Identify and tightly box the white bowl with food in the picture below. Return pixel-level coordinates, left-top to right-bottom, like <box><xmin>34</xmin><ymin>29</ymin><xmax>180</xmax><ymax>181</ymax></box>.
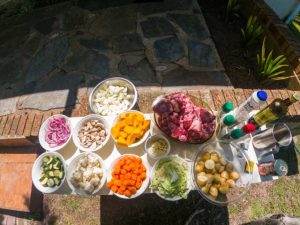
<box><xmin>72</xmin><ymin>114</ymin><xmax>110</xmax><ymax>152</ymax></box>
<box><xmin>32</xmin><ymin>152</ymin><xmax>66</xmax><ymax>193</ymax></box>
<box><xmin>66</xmin><ymin>152</ymin><xmax>107</xmax><ymax>195</ymax></box>
<box><xmin>150</xmin><ymin>155</ymin><xmax>191</xmax><ymax>201</ymax></box>
<box><xmin>145</xmin><ymin>134</ymin><xmax>170</xmax><ymax>160</ymax></box>
<box><xmin>39</xmin><ymin>114</ymin><xmax>72</xmax><ymax>152</ymax></box>
<box><xmin>111</xmin><ymin>110</ymin><xmax>150</xmax><ymax>148</ymax></box>
<box><xmin>89</xmin><ymin>77</ymin><xmax>138</xmax><ymax>116</ymax></box>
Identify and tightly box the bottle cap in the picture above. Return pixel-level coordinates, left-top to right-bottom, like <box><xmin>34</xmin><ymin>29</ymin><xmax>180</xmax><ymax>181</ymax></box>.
<box><xmin>242</xmin><ymin>123</ymin><xmax>256</xmax><ymax>134</ymax></box>
<box><xmin>274</xmin><ymin>159</ymin><xmax>288</xmax><ymax>176</ymax></box>
<box><xmin>222</xmin><ymin>102</ymin><xmax>234</xmax><ymax>113</ymax></box>
<box><xmin>257</xmin><ymin>90</ymin><xmax>268</xmax><ymax>101</ymax></box>
<box><xmin>230</xmin><ymin>129</ymin><xmax>244</xmax><ymax>139</ymax></box>
<box><xmin>223</xmin><ymin>115</ymin><xmax>236</xmax><ymax>126</ymax></box>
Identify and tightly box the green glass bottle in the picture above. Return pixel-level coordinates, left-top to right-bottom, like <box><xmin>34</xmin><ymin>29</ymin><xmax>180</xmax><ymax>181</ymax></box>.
<box><xmin>248</xmin><ymin>93</ymin><xmax>300</xmax><ymax>127</ymax></box>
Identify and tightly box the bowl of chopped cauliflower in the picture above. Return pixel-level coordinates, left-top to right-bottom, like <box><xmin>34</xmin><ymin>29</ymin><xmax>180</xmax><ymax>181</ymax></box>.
<box><xmin>89</xmin><ymin>77</ymin><xmax>138</xmax><ymax>116</ymax></box>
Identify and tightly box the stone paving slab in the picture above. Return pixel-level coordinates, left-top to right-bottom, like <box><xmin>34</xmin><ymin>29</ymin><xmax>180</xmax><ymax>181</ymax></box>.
<box><xmin>0</xmin><ymin>147</ymin><xmax>43</xmax><ymax>212</ymax></box>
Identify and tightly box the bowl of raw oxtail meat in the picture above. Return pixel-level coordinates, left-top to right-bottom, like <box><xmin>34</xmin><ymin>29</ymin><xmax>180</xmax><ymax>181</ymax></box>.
<box><xmin>152</xmin><ymin>92</ymin><xmax>218</xmax><ymax>144</ymax></box>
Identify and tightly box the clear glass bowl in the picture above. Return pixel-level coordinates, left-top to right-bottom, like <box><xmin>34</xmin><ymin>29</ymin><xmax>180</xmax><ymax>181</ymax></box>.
<box><xmin>192</xmin><ymin>140</ymin><xmax>253</xmax><ymax>206</ymax></box>
<box><xmin>153</xmin><ymin>94</ymin><xmax>220</xmax><ymax>144</ymax></box>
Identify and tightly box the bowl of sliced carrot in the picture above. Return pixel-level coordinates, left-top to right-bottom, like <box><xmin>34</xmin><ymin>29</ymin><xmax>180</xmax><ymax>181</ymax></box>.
<box><xmin>106</xmin><ymin>154</ymin><xmax>150</xmax><ymax>199</ymax></box>
<box><xmin>111</xmin><ymin>110</ymin><xmax>151</xmax><ymax>148</ymax></box>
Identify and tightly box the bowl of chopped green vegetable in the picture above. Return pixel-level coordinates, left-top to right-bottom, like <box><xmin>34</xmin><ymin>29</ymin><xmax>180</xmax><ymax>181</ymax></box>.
<box><xmin>32</xmin><ymin>152</ymin><xmax>66</xmax><ymax>193</ymax></box>
<box><xmin>150</xmin><ymin>155</ymin><xmax>191</xmax><ymax>201</ymax></box>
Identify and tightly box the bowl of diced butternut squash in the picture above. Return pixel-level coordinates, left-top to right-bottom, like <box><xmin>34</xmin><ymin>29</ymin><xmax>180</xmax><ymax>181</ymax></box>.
<box><xmin>111</xmin><ymin>111</ymin><xmax>151</xmax><ymax>147</ymax></box>
<box><xmin>106</xmin><ymin>154</ymin><xmax>150</xmax><ymax>199</ymax></box>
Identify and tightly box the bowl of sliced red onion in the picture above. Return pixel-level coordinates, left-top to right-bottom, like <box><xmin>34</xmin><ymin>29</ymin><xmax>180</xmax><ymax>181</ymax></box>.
<box><xmin>152</xmin><ymin>92</ymin><xmax>219</xmax><ymax>144</ymax></box>
<box><xmin>39</xmin><ymin>115</ymin><xmax>72</xmax><ymax>152</ymax></box>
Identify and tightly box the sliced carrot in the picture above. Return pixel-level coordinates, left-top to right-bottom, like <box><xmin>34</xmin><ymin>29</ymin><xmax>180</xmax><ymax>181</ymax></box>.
<box><xmin>119</xmin><ymin>185</ymin><xmax>126</xmax><ymax>192</ymax></box>
<box><xmin>106</xmin><ymin>180</ymin><xmax>114</xmax><ymax>188</ymax></box>
<box><xmin>128</xmin><ymin>186</ymin><xmax>137</xmax><ymax>193</ymax></box>
<box><xmin>120</xmin><ymin>174</ymin><xmax>125</xmax><ymax>180</ymax></box>
<box><xmin>136</xmin><ymin>181</ymin><xmax>142</xmax><ymax>189</ymax></box>
<box><xmin>140</xmin><ymin>172</ymin><xmax>146</xmax><ymax>181</ymax></box>
<box><xmin>123</xmin><ymin>180</ymin><xmax>130</xmax><ymax>186</ymax></box>
<box><xmin>125</xmin><ymin>173</ymin><xmax>131</xmax><ymax>179</ymax></box>
<box><xmin>131</xmin><ymin>174</ymin><xmax>137</xmax><ymax>181</ymax></box>
<box><xmin>120</xmin><ymin>169</ymin><xmax>127</xmax><ymax>175</ymax></box>
<box><xmin>111</xmin><ymin>185</ymin><xmax>118</xmax><ymax>193</ymax></box>
<box><xmin>124</xmin><ymin>190</ymin><xmax>132</xmax><ymax>197</ymax></box>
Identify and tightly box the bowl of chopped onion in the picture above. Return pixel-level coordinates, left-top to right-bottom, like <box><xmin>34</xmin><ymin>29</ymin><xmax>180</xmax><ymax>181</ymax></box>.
<box><xmin>39</xmin><ymin>114</ymin><xmax>72</xmax><ymax>152</ymax></box>
<box><xmin>89</xmin><ymin>77</ymin><xmax>138</xmax><ymax>116</ymax></box>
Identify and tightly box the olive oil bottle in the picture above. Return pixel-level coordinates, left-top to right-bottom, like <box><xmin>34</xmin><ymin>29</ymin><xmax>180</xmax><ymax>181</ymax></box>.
<box><xmin>248</xmin><ymin>93</ymin><xmax>300</xmax><ymax>127</ymax></box>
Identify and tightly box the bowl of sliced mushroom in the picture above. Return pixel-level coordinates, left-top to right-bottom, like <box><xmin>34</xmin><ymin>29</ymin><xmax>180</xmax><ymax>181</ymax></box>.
<box><xmin>72</xmin><ymin>114</ymin><xmax>110</xmax><ymax>152</ymax></box>
<box><xmin>192</xmin><ymin>140</ymin><xmax>253</xmax><ymax>206</ymax></box>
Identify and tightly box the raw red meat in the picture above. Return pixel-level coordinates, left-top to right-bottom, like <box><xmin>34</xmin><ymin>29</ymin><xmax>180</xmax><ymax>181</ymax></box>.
<box><xmin>153</xmin><ymin>92</ymin><xmax>216</xmax><ymax>143</ymax></box>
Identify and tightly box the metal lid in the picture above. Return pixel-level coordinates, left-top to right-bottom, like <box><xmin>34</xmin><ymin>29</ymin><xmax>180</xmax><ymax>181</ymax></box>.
<box><xmin>274</xmin><ymin>159</ymin><xmax>288</xmax><ymax>176</ymax></box>
<box><xmin>223</xmin><ymin>115</ymin><xmax>236</xmax><ymax>126</ymax></box>
<box><xmin>222</xmin><ymin>102</ymin><xmax>234</xmax><ymax>113</ymax></box>
<box><xmin>257</xmin><ymin>90</ymin><xmax>268</xmax><ymax>101</ymax></box>
<box><xmin>230</xmin><ymin>129</ymin><xmax>244</xmax><ymax>139</ymax></box>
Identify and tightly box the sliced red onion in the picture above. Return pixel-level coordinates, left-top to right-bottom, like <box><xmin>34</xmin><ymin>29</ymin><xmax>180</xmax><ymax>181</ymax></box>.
<box><xmin>44</xmin><ymin>116</ymin><xmax>70</xmax><ymax>147</ymax></box>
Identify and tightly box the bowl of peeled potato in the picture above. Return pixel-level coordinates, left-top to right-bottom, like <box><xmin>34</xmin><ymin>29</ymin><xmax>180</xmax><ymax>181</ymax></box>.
<box><xmin>193</xmin><ymin>140</ymin><xmax>253</xmax><ymax>206</ymax></box>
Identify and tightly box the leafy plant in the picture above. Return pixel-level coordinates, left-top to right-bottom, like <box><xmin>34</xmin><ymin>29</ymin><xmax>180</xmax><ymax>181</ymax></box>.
<box><xmin>289</xmin><ymin>13</ymin><xmax>300</xmax><ymax>40</ymax></box>
<box><xmin>256</xmin><ymin>38</ymin><xmax>289</xmax><ymax>80</ymax></box>
<box><xmin>241</xmin><ymin>16</ymin><xmax>264</xmax><ymax>47</ymax></box>
<box><xmin>225</xmin><ymin>0</ymin><xmax>240</xmax><ymax>23</ymax></box>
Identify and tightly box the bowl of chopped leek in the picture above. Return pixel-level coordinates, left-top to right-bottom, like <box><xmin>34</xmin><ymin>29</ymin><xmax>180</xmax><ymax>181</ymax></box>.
<box><xmin>89</xmin><ymin>77</ymin><xmax>138</xmax><ymax>116</ymax></box>
<box><xmin>32</xmin><ymin>152</ymin><xmax>66</xmax><ymax>193</ymax></box>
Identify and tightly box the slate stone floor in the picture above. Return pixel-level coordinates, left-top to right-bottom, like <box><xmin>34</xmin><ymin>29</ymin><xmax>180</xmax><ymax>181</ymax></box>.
<box><xmin>0</xmin><ymin>0</ymin><xmax>231</xmax><ymax>116</ymax></box>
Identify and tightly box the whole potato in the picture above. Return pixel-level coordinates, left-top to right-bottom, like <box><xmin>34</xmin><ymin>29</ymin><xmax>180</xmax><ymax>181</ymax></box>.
<box><xmin>197</xmin><ymin>175</ymin><xmax>208</xmax><ymax>187</ymax></box>
<box><xmin>202</xmin><ymin>152</ymin><xmax>211</xmax><ymax>161</ymax></box>
<box><xmin>218</xmin><ymin>166</ymin><xmax>225</xmax><ymax>173</ymax></box>
<box><xmin>220</xmin><ymin>157</ymin><xmax>227</xmax><ymax>166</ymax></box>
<box><xmin>219</xmin><ymin>183</ymin><xmax>229</xmax><ymax>194</ymax></box>
<box><xmin>219</xmin><ymin>177</ymin><xmax>226</xmax><ymax>185</ymax></box>
<box><xmin>221</xmin><ymin>171</ymin><xmax>229</xmax><ymax>179</ymax></box>
<box><xmin>195</xmin><ymin>164</ymin><xmax>204</xmax><ymax>173</ymax></box>
<box><xmin>198</xmin><ymin>172</ymin><xmax>206</xmax><ymax>177</ymax></box>
<box><xmin>210</xmin><ymin>153</ymin><xmax>220</xmax><ymax>163</ymax></box>
<box><xmin>209</xmin><ymin>194</ymin><xmax>217</xmax><ymax>200</ymax></box>
<box><xmin>205</xmin><ymin>159</ymin><xmax>215</xmax><ymax>170</ymax></box>
<box><xmin>211</xmin><ymin>168</ymin><xmax>217</xmax><ymax>174</ymax></box>
<box><xmin>201</xmin><ymin>186</ymin><xmax>209</xmax><ymax>193</ymax></box>
<box><xmin>209</xmin><ymin>186</ymin><xmax>218</xmax><ymax>198</ymax></box>
<box><xmin>225</xmin><ymin>163</ymin><xmax>234</xmax><ymax>173</ymax></box>
<box><xmin>212</xmin><ymin>183</ymin><xmax>220</xmax><ymax>189</ymax></box>
<box><xmin>214</xmin><ymin>174</ymin><xmax>221</xmax><ymax>184</ymax></box>
<box><xmin>206</xmin><ymin>173</ymin><xmax>213</xmax><ymax>179</ymax></box>
<box><xmin>230</xmin><ymin>171</ymin><xmax>240</xmax><ymax>180</ymax></box>
<box><xmin>226</xmin><ymin>179</ymin><xmax>235</xmax><ymax>188</ymax></box>
<box><xmin>215</xmin><ymin>163</ymin><xmax>221</xmax><ymax>172</ymax></box>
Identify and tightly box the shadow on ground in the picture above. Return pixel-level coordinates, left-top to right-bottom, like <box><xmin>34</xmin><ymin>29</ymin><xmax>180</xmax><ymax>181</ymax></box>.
<box><xmin>101</xmin><ymin>191</ymin><xmax>229</xmax><ymax>225</ymax></box>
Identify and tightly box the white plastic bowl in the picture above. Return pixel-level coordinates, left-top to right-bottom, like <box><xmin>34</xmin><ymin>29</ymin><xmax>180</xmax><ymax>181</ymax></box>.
<box><xmin>39</xmin><ymin>114</ymin><xmax>72</xmax><ymax>152</ymax></box>
<box><xmin>107</xmin><ymin>154</ymin><xmax>150</xmax><ymax>199</ymax></box>
<box><xmin>145</xmin><ymin>134</ymin><xmax>171</xmax><ymax>160</ymax></box>
<box><xmin>72</xmin><ymin>114</ymin><xmax>110</xmax><ymax>152</ymax></box>
<box><xmin>150</xmin><ymin>155</ymin><xmax>191</xmax><ymax>201</ymax></box>
<box><xmin>111</xmin><ymin>110</ymin><xmax>150</xmax><ymax>148</ymax></box>
<box><xmin>66</xmin><ymin>152</ymin><xmax>107</xmax><ymax>195</ymax></box>
<box><xmin>32</xmin><ymin>152</ymin><xmax>66</xmax><ymax>194</ymax></box>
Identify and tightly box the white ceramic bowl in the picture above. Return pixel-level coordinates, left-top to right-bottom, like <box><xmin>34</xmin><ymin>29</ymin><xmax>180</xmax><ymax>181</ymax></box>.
<box><xmin>111</xmin><ymin>110</ymin><xmax>150</xmax><ymax>148</ymax></box>
<box><xmin>72</xmin><ymin>114</ymin><xmax>110</xmax><ymax>152</ymax></box>
<box><xmin>145</xmin><ymin>134</ymin><xmax>171</xmax><ymax>160</ymax></box>
<box><xmin>66</xmin><ymin>152</ymin><xmax>107</xmax><ymax>195</ymax></box>
<box><xmin>150</xmin><ymin>155</ymin><xmax>191</xmax><ymax>201</ymax></box>
<box><xmin>39</xmin><ymin>114</ymin><xmax>72</xmax><ymax>152</ymax></box>
<box><xmin>32</xmin><ymin>152</ymin><xmax>66</xmax><ymax>193</ymax></box>
<box><xmin>107</xmin><ymin>154</ymin><xmax>150</xmax><ymax>199</ymax></box>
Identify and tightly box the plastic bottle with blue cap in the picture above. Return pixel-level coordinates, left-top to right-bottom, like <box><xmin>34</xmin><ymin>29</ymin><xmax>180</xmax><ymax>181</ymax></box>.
<box><xmin>233</xmin><ymin>90</ymin><xmax>268</xmax><ymax>124</ymax></box>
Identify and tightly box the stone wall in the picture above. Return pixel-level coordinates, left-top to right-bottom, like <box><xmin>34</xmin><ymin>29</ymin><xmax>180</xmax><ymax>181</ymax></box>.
<box><xmin>240</xmin><ymin>0</ymin><xmax>300</xmax><ymax>90</ymax></box>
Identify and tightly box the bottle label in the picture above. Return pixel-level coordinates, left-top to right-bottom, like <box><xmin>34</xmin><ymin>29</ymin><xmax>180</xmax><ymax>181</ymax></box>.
<box><xmin>253</xmin><ymin>107</ymin><xmax>278</xmax><ymax>126</ymax></box>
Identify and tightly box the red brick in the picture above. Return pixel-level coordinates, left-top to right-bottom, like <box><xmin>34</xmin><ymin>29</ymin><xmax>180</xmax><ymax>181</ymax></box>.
<box><xmin>233</xmin><ymin>89</ymin><xmax>246</xmax><ymax>105</ymax></box>
<box><xmin>210</xmin><ymin>89</ymin><xmax>225</xmax><ymax>111</ymax></box>
<box><xmin>243</xmin><ymin>89</ymin><xmax>254</xmax><ymax>99</ymax></box>
<box><xmin>31</xmin><ymin>113</ymin><xmax>44</xmax><ymax>137</ymax></box>
<box><xmin>9</xmin><ymin>114</ymin><xmax>21</xmax><ymax>137</ymax></box>
<box><xmin>280</xmin><ymin>90</ymin><xmax>297</xmax><ymax>116</ymax></box>
<box><xmin>271</xmin><ymin>90</ymin><xmax>282</xmax><ymax>100</ymax></box>
<box><xmin>2</xmin><ymin>115</ymin><xmax>14</xmax><ymax>136</ymax></box>
<box><xmin>0</xmin><ymin>116</ymin><xmax>8</xmax><ymax>136</ymax></box>
<box><xmin>222</xmin><ymin>89</ymin><xmax>238</xmax><ymax>108</ymax></box>
<box><xmin>199</xmin><ymin>89</ymin><xmax>215</xmax><ymax>111</ymax></box>
<box><xmin>265</xmin><ymin>89</ymin><xmax>274</xmax><ymax>105</ymax></box>
<box><xmin>16</xmin><ymin>114</ymin><xmax>28</xmax><ymax>136</ymax></box>
<box><xmin>23</xmin><ymin>113</ymin><xmax>35</xmax><ymax>137</ymax></box>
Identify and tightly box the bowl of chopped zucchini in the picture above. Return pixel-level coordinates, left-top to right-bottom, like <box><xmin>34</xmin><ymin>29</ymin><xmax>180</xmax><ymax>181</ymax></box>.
<box><xmin>32</xmin><ymin>152</ymin><xmax>66</xmax><ymax>193</ymax></box>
